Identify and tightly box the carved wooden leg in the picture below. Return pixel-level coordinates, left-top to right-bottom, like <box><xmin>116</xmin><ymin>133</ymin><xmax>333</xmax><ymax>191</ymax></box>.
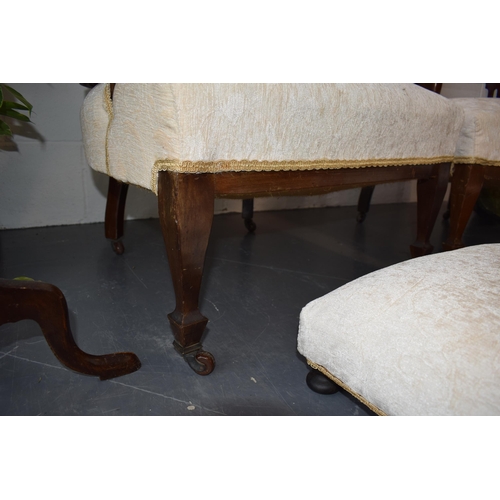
<box><xmin>306</xmin><ymin>369</ymin><xmax>339</xmax><ymax>394</ymax></box>
<box><xmin>410</xmin><ymin>163</ymin><xmax>450</xmax><ymax>257</ymax></box>
<box><xmin>0</xmin><ymin>279</ymin><xmax>141</xmax><ymax>380</ymax></box>
<box><xmin>443</xmin><ymin>164</ymin><xmax>484</xmax><ymax>251</ymax></box>
<box><xmin>105</xmin><ymin>177</ymin><xmax>129</xmax><ymax>255</ymax></box>
<box><xmin>242</xmin><ymin>198</ymin><xmax>256</xmax><ymax>232</ymax></box>
<box><xmin>357</xmin><ymin>185</ymin><xmax>376</xmax><ymax>223</ymax></box>
<box><xmin>157</xmin><ymin>171</ymin><xmax>216</xmax><ymax>375</ymax></box>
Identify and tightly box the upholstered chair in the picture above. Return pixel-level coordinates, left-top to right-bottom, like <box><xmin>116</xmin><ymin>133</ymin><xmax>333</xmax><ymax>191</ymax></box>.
<box><xmin>443</xmin><ymin>89</ymin><xmax>500</xmax><ymax>250</ymax></box>
<box><xmin>81</xmin><ymin>83</ymin><xmax>464</xmax><ymax>375</ymax></box>
<box><xmin>356</xmin><ymin>84</ymin><xmax>443</xmax><ymax>222</ymax></box>
<box><xmin>357</xmin><ymin>83</ymin><xmax>500</xmax><ymax>251</ymax></box>
<box><xmin>298</xmin><ymin>244</ymin><xmax>500</xmax><ymax>415</ymax></box>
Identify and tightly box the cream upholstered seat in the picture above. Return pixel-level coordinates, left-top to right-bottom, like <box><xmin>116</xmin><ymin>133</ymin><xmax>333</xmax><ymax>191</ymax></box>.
<box><xmin>298</xmin><ymin>244</ymin><xmax>500</xmax><ymax>416</ymax></box>
<box><xmin>80</xmin><ymin>83</ymin><xmax>464</xmax><ymax>375</ymax></box>
<box><xmin>444</xmin><ymin>97</ymin><xmax>500</xmax><ymax>250</ymax></box>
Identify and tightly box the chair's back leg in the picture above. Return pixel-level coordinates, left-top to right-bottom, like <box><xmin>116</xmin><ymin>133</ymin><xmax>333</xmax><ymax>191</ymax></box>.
<box><xmin>157</xmin><ymin>171</ymin><xmax>216</xmax><ymax>375</ymax></box>
<box><xmin>105</xmin><ymin>177</ymin><xmax>129</xmax><ymax>255</ymax></box>
<box><xmin>410</xmin><ymin>162</ymin><xmax>450</xmax><ymax>257</ymax></box>
<box><xmin>443</xmin><ymin>164</ymin><xmax>485</xmax><ymax>251</ymax></box>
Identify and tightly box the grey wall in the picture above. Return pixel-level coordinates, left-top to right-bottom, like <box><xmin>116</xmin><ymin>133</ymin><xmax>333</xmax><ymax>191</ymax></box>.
<box><xmin>0</xmin><ymin>83</ymin><xmax>486</xmax><ymax>229</ymax></box>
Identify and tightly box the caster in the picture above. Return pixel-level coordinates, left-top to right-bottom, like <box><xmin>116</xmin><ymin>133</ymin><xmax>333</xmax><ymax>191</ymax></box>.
<box><xmin>111</xmin><ymin>240</ymin><xmax>125</xmax><ymax>255</ymax></box>
<box><xmin>244</xmin><ymin>218</ymin><xmax>257</xmax><ymax>233</ymax></box>
<box><xmin>356</xmin><ymin>211</ymin><xmax>367</xmax><ymax>223</ymax></box>
<box><xmin>306</xmin><ymin>369</ymin><xmax>339</xmax><ymax>394</ymax></box>
<box><xmin>185</xmin><ymin>350</ymin><xmax>216</xmax><ymax>376</ymax></box>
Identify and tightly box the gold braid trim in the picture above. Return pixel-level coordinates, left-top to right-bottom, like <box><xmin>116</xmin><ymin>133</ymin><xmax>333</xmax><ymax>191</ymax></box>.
<box><xmin>104</xmin><ymin>83</ymin><xmax>114</xmax><ymax>177</ymax></box>
<box><xmin>151</xmin><ymin>156</ymin><xmax>453</xmax><ymax>194</ymax></box>
<box><xmin>453</xmin><ymin>157</ymin><xmax>500</xmax><ymax>167</ymax></box>
<box><xmin>307</xmin><ymin>360</ymin><xmax>387</xmax><ymax>416</ymax></box>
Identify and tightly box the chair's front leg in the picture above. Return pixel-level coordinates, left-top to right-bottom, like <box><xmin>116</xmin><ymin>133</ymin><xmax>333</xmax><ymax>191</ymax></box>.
<box><xmin>410</xmin><ymin>163</ymin><xmax>450</xmax><ymax>257</ymax></box>
<box><xmin>443</xmin><ymin>164</ymin><xmax>485</xmax><ymax>251</ymax></box>
<box><xmin>158</xmin><ymin>171</ymin><xmax>216</xmax><ymax>375</ymax></box>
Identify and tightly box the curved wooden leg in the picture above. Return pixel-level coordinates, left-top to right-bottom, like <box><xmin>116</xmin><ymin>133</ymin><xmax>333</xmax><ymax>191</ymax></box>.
<box><xmin>306</xmin><ymin>369</ymin><xmax>339</xmax><ymax>395</ymax></box>
<box><xmin>158</xmin><ymin>171</ymin><xmax>216</xmax><ymax>375</ymax></box>
<box><xmin>0</xmin><ymin>279</ymin><xmax>141</xmax><ymax>380</ymax></box>
<box><xmin>443</xmin><ymin>164</ymin><xmax>484</xmax><ymax>251</ymax></box>
<box><xmin>410</xmin><ymin>163</ymin><xmax>450</xmax><ymax>257</ymax></box>
<box><xmin>242</xmin><ymin>198</ymin><xmax>256</xmax><ymax>232</ymax></box>
<box><xmin>105</xmin><ymin>177</ymin><xmax>129</xmax><ymax>255</ymax></box>
<box><xmin>357</xmin><ymin>185</ymin><xmax>376</xmax><ymax>223</ymax></box>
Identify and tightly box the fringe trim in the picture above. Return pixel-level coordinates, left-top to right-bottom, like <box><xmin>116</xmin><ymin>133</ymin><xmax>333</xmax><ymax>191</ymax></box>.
<box><xmin>453</xmin><ymin>157</ymin><xmax>500</xmax><ymax>167</ymax></box>
<box><xmin>104</xmin><ymin>83</ymin><xmax>114</xmax><ymax>177</ymax></box>
<box><xmin>307</xmin><ymin>360</ymin><xmax>387</xmax><ymax>416</ymax></box>
<box><xmin>151</xmin><ymin>156</ymin><xmax>453</xmax><ymax>194</ymax></box>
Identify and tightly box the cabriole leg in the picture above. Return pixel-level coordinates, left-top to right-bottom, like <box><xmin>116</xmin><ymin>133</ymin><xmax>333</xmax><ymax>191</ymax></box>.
<box><xmin>157</xmin><ymin>171</ymin><xmax>216</xmax><ymax>375</ymax></box>
<box><xmin>0</xmin><ymin>279</ymin><xmax>141</xmax><ymax>380</ymax></box>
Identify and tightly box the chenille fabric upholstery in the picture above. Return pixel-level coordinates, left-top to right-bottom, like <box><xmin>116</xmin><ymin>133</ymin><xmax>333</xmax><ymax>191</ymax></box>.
<box><xmin>81</xmin><ymin>83</ymin><xmax>464</xmax><ymax>194</ymax></box>
<box><xmin>450</xmin><ymin>98</ymin><xmax>500</xmax><ymax>166</ymax></box>
<box><xmin>297</xmin><ymin>244</ymin><xmax>500</xmax><ymax>416</ymax></box>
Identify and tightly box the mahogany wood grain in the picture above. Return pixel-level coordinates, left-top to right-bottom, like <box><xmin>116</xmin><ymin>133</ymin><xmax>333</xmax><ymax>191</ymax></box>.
<box><xmin>157</xmin><ymin>171</ymin><xmax>215</xmax><ymax>351</ymax></box>
<box><xmin>214</xmin><ymin>165</ymin><xmax>434</xmax><ymax>199</ymax></box>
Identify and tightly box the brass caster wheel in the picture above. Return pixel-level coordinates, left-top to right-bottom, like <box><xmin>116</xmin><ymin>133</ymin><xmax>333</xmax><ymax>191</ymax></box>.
<box><xmin>306</xmin><ymin>369</ymin><xmax>339</xmax><ymax>395</ymax></box>
<box><xmin>244</xmin><ymin>218</ymin><xmax>257</xmax><ymax>233</ymax></box>
<box><xmin>185</xmin><ymin>350</ymin><xmax>216</xmax><ymax>376</ymax></box>
<box><xmin>111</xmin><ymin>240</ymin><xmax>125</xmax><ymax>255</ymax></box>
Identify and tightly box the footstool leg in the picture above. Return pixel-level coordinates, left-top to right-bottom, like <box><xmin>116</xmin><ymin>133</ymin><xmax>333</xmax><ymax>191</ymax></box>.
<box><xmin>105</xmin><ymin>177</ymin><xmax>129</xmax><ymax>255</ymax></box>
<box><xmin>158</xmin><ymin>171</ymin><xmax>216</xmax><ymax>375</ymax></box>
<box><xmin>306</xmin><ymin>369</ymin><xmax>340</xmax><ymax>394</ymax></box>
<box><xmin>443</xmin><ymin>164</ymin><xmax>484</xmax><ymax>251</ymax></box>
<box><xmin>410</xmin><ymin>163</ymin><xmax>450</xmax><ymax>257</ymax></box>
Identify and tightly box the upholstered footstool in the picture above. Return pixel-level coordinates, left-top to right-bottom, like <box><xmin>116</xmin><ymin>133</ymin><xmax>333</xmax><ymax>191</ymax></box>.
<box><xmin>297</xmin><ymin>244</ymin><xmax>500</xmax><ymax>415</ymax></box>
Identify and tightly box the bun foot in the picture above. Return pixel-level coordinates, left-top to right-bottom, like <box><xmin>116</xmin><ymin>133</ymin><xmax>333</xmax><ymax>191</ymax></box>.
<box><xmin>306</xmin><ymin>369</ymin><xmax>339</xmax><ymax>394</ymax></box>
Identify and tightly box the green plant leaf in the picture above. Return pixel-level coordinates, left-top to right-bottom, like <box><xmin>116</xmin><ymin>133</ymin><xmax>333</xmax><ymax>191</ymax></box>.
<box><xmin>0</xmin><ymin>108</ymin><xmax>31</xmax><ymax>121</ymax></box>
<box><xmin>3</xmin><ymin>85</ymin><xmax>33</xmax><ymax>115</ymax></box>
<box><xmin>0</xmin><ymin>86</ymin><xmax>3</xmax><ymax>109</ymax></box>
<box><xmin>1</xmin><ymin>100</ymin><xmax>30</xmax><ymax>112</ymax></box>
<box><xmin>0</xmin><ymin>119</ymin><xmax>12</xmax><ymax>136</ymax></box>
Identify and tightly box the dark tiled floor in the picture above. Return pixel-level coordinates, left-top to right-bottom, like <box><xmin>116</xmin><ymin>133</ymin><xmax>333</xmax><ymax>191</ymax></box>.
<box><xmin>1</xmin><ymin>202</ymin><xmax>499</xmax><ymax>416</ymax></box>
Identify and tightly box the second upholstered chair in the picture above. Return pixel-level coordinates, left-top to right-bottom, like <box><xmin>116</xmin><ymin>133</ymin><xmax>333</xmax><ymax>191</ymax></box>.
<box><xmin>81</xmin><ymin>83</ymin><xmax>464</xmax><ymax>375</ymax></box>
<box><xmin>443</xmin><ymin>94</ymin><xmax>500</xmax><ymax>250</ymax></box>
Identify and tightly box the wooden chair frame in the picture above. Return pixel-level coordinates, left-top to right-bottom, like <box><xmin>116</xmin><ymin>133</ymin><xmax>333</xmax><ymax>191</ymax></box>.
<box><xmin>106</xmin><ymin>161</ymin><xmax>450</xmax><ymax>375</ymax></box>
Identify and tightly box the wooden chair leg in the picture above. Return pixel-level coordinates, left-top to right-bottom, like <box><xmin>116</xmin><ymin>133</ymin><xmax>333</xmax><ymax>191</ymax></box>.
<box><xmin>0</xmin><ymin>279</ymin><xmax>141</xmax><ymax>380</ymax></box>
<box><xmin>410</xmin><ymin>163</ymin><xmax>450</xmax><ymax>257</ymax></box>
<box><xmin>105</xmin><ymin>177</ymin><xmax>129</xmax><ymax>255</ymax></box>
<box><xmin>357</xmin><ymin>185</ymin><xmax>376</xmax><ymax>223</ymax></box>
<box><xmin>157</xmin><ymin>171</ymin><xmax>216</xmax><ymax>375</ymax></box>
<box><xmin>242</xmin><ymin>198</ymin><xmax>256</xmax><ymax>232</ymax></box>
<box><xmin>443</xmin><ymin>164</ymin><xmax>485</xmax><ymax>251</ymax></box>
